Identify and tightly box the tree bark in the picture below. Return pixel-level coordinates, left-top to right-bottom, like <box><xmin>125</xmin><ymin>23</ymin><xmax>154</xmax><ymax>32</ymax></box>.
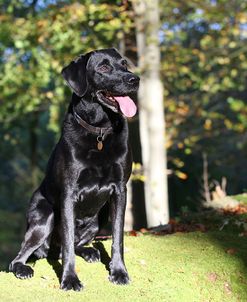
<box><xmin>133</xmin><ymin>0</ymin><xmax>169</xmax><ymax>227</ymax></box>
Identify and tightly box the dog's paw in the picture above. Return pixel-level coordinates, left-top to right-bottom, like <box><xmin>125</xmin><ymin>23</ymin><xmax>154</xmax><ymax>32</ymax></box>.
<box><xmin>10</xmin><ymin>263</ymin><xmax>34</xmax><ymax>279</ymax></box>
<box><xmin>109</xmin><ymin>269</ymin><xmax>130</xmax><ymax>285</ymax></box>
<box><xmin>80</xmin><ymin>247</ymin><xmax>101</xmax><ymax>263</ymax></box>
<box><xmin>60</xmin><ymin>275</ymin><xmax>83</xmax><ymax>291</ymax></box>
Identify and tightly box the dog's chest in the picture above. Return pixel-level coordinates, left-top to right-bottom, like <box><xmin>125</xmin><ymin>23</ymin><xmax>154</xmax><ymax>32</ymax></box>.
<box><xmin>75</xmin><ymin>163</ymin><xmax>121</xmax><ymax>213</ymax></box>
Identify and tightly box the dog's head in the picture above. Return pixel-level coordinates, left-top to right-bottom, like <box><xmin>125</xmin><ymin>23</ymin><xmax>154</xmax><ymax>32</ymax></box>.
<box><xmin>62</xmin><ymin>48</ymin><xmax>140</xmax><ymax>117</ymax></box>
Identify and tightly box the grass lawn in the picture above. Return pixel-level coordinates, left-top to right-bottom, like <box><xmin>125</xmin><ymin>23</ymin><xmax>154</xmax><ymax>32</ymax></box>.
<box><xmin>0</xmin><ymin>232</ymin><xmax>247</xmax><ymax>302</ymax></box>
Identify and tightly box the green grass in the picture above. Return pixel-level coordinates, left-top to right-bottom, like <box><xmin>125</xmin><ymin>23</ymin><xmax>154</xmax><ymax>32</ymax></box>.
<box><xmin>1</xmin><ymin>232</ymin><xmax>247</xmax><ymax>302</ymax></box>
<box><xmin>233</xmin><ymin>193</ymin><xmax>247</xmax><ymax>205</ymax></box>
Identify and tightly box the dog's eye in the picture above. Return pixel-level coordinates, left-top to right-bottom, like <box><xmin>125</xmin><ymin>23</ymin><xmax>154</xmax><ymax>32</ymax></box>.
<box><xmin>97</xmin><ymin>65</ymin><xmax>111</xmax><ymax>73</ymax></box>
<box><xmin>121</xmin><ymin>60</ymin><xmax>128</xmax><ymax>69</ymax></box>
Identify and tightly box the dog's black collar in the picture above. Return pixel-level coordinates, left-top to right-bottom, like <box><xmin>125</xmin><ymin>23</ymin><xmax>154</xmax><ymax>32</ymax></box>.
<box><xmin>72</xmin><ymin>106</ymin><xmax>113</xmax><ymax>151</ymax></box>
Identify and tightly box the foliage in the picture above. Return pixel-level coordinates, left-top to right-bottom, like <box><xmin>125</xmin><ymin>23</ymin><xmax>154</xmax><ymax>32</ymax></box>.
<box><xmin>0</xmin><ymin>0</ymin><xmax>247</xmax><ymax>216</ymax></box>
<box><xmin>0</xmin><ymin>0</ymin><xmax>132</xmax><ymax>211</ymax></box>
<box><xmin>159</xmin><ymin>0</ymin><xmax>247</xmax><ymax>210</ymax></box>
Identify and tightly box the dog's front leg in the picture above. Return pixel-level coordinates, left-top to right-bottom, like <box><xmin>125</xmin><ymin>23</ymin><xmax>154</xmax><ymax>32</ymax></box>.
<box><xmin>109</xmin><ymin>185</ymin><xmax>130</xmax><ymax>285</ymax></box>
<box><xmin>60</xmin><ymin>194</ymin><xmax>82</xmax><ymax>291</ymax></box>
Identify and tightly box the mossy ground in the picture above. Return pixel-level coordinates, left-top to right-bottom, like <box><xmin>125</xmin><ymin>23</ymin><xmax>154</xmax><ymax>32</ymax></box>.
<box><xmin>1</xmin><ymin>232</ymin><xmax>247</xmax><ymax>302</ymax></box>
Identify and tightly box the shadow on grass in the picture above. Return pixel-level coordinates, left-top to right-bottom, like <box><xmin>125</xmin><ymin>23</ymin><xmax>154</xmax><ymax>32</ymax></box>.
<box><xmin>29</xmin><ymin>241</ymin><xmax>112</xmax><ymax>285</ymax></box>
<box><xmin>44</xmin><ymin>241</ymin><xmax>111</xmax><ymax>284</ymax></box>
<box><xmin>0</xmin><ymin>230</ymin><xmax>112</xmax><ymax>287</ymax></box>
<box><xmin>32</xmin><ymin>241</ymin><xmax>111</xmax><ymax>284</ymax></box>
<box><xmin>93</xmin><ymin>241</ymin><xmax>111</xmax><ymax>272</ymax></box>
<box><xmin>46</xmin><ymin>258</ymin><xmax>63</xmax><ymax>283</ymax></box>
<box><xmin>177</xmin><ymin>207</ymin><xmax>247</xmax><ymax>280</ymax></box>
<box><xmin>208</xmin><ymin>228</ymin><xmax>247</xmax><ymax>267</ymax></box>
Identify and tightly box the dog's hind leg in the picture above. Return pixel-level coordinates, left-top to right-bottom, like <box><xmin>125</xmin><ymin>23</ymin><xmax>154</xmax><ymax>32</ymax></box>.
<box><xmin>76</xmin><ymin>246</ymin><xmax>101</xmax><ymax>263</ymax></box>
<box><xmin>33</xmin><ymin>235</ymin><xmax>51</xmax><ymax>259</ymax></box>
<box><xmin>9</xmin><ymin>190</ymin><xmax>54</xmax><ymax>279</ymax></box>
<box><xmin>75</xmin><ymin>215</ymin><xmax>100</xmax><ymax>263</ymax></box>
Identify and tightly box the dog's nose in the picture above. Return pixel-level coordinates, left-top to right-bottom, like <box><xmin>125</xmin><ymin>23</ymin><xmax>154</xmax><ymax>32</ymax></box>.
<box><xmin>127</xmin><ymin>76</ymin><xmax>140</xmax><ymax>85</ymax></box>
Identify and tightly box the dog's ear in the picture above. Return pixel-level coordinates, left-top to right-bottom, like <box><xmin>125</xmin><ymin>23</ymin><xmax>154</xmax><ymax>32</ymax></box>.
<box><xmin>61</xmin><ymin>53</ymin><xmax>91</xmax><ymax>97</ymax></box>
<box><xmin>111</xmin><ymin>47</ymin><xmax>120</xmax><ymax>53</ymax></box>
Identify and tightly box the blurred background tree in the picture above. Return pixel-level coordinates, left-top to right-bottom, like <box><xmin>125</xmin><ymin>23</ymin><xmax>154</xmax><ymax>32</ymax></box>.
<box><xmin>159</xmin><ymin>0</ymin><xmax>247</xmax><ymax>213</ymax></box>
<box><xmin>0</xmin><ymin>0</ymin><xmax>247</xmax><ymax>267</ymax></box>
<box><xmin>133</xmin><ymin>0</ymin><xmax>169</xmax><ymax>227</ymax></box>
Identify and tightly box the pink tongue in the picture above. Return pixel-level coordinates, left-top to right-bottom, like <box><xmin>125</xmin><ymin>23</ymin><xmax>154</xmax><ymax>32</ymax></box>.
<box><xmin>114</xmin><ymin>96</ymin><xmax>137</xmax><ymax>118</ymax></box>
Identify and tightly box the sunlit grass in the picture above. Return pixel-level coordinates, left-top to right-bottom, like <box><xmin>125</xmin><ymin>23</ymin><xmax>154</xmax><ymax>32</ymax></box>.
<box><xmin>0</xmin><ymin>233</ymin><xmax>247</xmax><ymax>302</ymax></box>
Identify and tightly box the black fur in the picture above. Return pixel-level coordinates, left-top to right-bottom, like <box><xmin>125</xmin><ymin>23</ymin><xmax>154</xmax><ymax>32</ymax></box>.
<box><xmin>9</xmin><ymin>48</ymin><xmax>140</xmax><ymax>291</ymax></box>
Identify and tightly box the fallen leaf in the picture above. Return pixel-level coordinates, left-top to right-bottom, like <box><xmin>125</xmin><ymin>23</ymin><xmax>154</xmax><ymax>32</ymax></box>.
<box><xmin>224</xmin><ymin>282</ymin><xmax>232</xmax><ymax>295</ymax></box>
<box><xmin>196</xmin><ymin>223</ymin><xmax>207</xmax><ymax>232</ymax></box>
<box><xmin>207</xmin><ymin>272</ymin><xmax>218</xmax><ymax>282</ymax></box>
<box><xmin>223</xmin><ymin>204</ymin><xmax>247</xmax><ymax>215</ymax></box>
<box><xmin>226</xmin><ymin>248</ymin><xmax>237</xmax><ymax>255</ymax></box>
<box><xmin>128</xmin><ymin>230</ymin><xmax>139</xmax><ymax>236</ymax></box>
<box><xmin>140</xmin><ymin>228</ymin><xmax>148</xmax><ymax>233</ymax></box>
<box><xmin>239</xmin><ymin>231</ymin><xmax>247</xmax><ymax>237</ymax></box>
<box><xmin>169</xmin><ymin>219</ymin><xmax>178</xmax><ymax>225</ymax></box>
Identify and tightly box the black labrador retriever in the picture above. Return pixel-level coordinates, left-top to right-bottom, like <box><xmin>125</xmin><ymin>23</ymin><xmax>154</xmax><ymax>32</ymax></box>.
<box><xmin>9</xmin><ymin>48</ymin><xmax>139</xmax><ymax>291</ymax></box>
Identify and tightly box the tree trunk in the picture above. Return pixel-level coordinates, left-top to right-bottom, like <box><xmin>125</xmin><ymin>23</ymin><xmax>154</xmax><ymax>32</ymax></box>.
<box><xmin>133</xmin><ymin>0</ymin><xmax>169</xmax><ymax>227</ymax></box>
<box><xmin>124</xmin><ymin>179</ymin><xmax>134</xmax><ymax>231</ymax></box>
<box><xmin>119</xmin><ymin>34</ymin><xmax>134</xmax><ymax>231</ymax></box>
